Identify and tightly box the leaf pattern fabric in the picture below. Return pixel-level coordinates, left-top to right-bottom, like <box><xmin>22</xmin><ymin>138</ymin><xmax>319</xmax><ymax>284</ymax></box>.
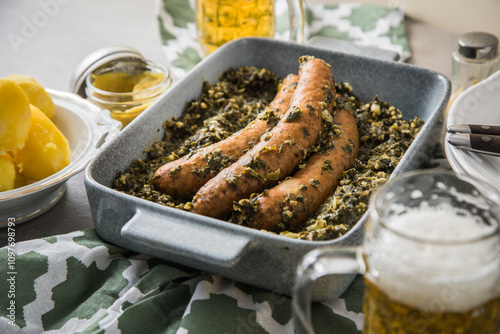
<box><xmin>0</xmin><ymin>229</ymin><xmax>364</xmax><ymax>333</ymax></box>
<box><xmin>157</xmin><ymin>0</ymin><xmax>410</xmax><ymax>79</ymax></box>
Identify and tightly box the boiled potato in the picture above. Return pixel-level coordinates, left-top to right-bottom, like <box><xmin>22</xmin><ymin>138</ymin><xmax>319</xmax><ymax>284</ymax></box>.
<box><xmin>0</xmin><ymin>154</ymin><xmax>16</xmax><ymax>192</ymax></box>
<box><xmin>0</xmin><ymin>79</ymin><xmax>31</xmax><ymax>155</ymax></box>
<box><xmin>3</xmin><ymin>74</ymin><xmax>55</xmax><ymax>118</ymax></box>
<box><xmin>13</xmin><ymin>170</ymin><xmax>27</xmax><ymax>189</ymax></box>
<box><xmin>13</xmin><ymin>105</ymin><xmax>70</xmax><ymax>181</ymax></box>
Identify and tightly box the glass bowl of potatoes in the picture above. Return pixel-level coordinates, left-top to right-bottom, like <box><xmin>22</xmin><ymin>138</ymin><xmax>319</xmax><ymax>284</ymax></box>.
<box><xmin>0</xmin><ymin>86</ymin><xmax>121</xmax><ymax>227</ymax></box>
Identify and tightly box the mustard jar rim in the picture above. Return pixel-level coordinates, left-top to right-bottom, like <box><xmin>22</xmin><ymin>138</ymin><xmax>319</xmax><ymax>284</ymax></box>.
<box><xmin>84</xmin><ymin>59</ymin><xmax>171</xmax><ymax>100</ymax></box>
<box><xmin>70</xmin><ymin>45</ymin><xmax>146</xmax><ymax>98</ymax></box>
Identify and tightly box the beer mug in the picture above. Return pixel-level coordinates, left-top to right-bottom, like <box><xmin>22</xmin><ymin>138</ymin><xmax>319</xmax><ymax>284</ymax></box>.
<box><xmin>293</xmin><ymin>170</ymin><xmax>500</xmax><ymax>333</ymax></box>
<box><xmin>195</xmin><ymin>0</ymin><xmax>307</xmax><ymax>55</ymax></box>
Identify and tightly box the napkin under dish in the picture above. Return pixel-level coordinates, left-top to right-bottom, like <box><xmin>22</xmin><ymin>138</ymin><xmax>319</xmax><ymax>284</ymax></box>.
<box><xmin>0</xmin><ymin>228</ymin><xmax>364</xmax><ymax>333</ymax></box>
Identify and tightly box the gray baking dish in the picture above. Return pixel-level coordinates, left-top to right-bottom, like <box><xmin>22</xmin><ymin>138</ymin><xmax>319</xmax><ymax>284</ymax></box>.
<box><xmin>85</xmin><ymin>38</ymin><xmax>450</xmax><ymax>301</ymax></box>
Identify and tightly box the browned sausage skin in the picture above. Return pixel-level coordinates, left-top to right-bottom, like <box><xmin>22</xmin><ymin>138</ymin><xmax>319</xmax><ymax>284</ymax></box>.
<box><xmin>151</xmin><ymin>74</ymin><xmax>298</xmax><ymax>198</ymax></box>
<box><xmin>237</xmin><ymin>107</ymin><xmax>359</xmax><ymax>232</ymax></box>
<box><xmin>191</xmin><ymin>56</ymin><xmax>336</xmax><ymax>219</ymax></box>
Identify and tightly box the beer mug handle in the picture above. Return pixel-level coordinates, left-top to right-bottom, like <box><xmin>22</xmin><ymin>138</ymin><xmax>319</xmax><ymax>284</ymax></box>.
<box><xmin>286</xmin><ymin>0</ymin><xmax>308</xmax><ymax>44</ymax></box>
<box><xmin>293</xmin><ymin>246</ymin><xmax>366</xmax><ymax>334</ymax></box>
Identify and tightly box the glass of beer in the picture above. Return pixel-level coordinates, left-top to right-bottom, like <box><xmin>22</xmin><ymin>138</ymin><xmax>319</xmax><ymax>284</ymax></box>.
<box><xmin>293</xmin><ymin>169</ymin><xmax>500</xmax><ymax>334</ymax></box>
<box><xmin>195</xmin><ymin>0</ymin><xmax>307</xmax><ymax>55</ymax></box>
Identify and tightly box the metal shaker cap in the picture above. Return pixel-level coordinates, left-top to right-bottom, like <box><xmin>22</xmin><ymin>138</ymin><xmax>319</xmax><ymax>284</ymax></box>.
<box><xmin>70</xmin><ymin>45</ymin><xmax>146</xmax><ymax>98</ymax></box>
<box><xmin>458</xmin><ymin>32</ymin><xmax>499</xmax><ymax>60</ymax></box>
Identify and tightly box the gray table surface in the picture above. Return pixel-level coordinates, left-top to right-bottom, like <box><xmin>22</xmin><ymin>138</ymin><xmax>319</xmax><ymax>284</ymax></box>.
<box><xmin>0</xmin><ymin>0</ymin><xmax>459</xmax><ymax>246</ymax></box>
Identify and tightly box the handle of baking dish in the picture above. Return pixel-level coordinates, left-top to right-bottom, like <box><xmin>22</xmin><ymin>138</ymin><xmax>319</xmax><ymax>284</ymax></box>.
<box><xmin>120</xmin><ymin>210</ymin><xmax>252</xmax><ymax>267</ymax></box>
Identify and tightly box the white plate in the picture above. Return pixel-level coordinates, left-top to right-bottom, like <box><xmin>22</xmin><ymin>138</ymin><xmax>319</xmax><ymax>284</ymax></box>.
<box><xmin>445</xmin><ymin>70</ymin><xmax>500</xmax><ymax>191</ymax></box>
<box><xmin>0</xmin><ymin>89</ymin><xmax>121</xmax><ymax>227</ymax></box>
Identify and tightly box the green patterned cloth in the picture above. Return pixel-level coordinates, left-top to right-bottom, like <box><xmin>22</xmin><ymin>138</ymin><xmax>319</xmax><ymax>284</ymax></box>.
<box><xmin>0</xmin><ymin>2</ymin><xmax>412</xmax><ymax>333</ymax></box>
<box><xmin>157</xmin><ymin>0</ymin><xmax>411</xmax><ymax>79</ymax></box>
<box><xmin>1</xmin><ymin>229</ymin><xmax>364</xmax><ymax>333</ymax></box>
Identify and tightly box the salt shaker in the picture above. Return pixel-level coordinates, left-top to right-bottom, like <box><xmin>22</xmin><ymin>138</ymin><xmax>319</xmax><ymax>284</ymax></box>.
<box><xmin>449</xmin><ymin>32</ymin><xmax>499</xmax><ymax>104</ymax></box>
<box><xmin>438</xmin><ymin>32</ymin><xmax>499</xmax><ymax>165</ymax></box>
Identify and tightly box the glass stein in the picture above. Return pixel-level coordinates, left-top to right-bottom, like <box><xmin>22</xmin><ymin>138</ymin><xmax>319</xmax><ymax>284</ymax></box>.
<box><xmin>195</xmin><ymin>0</ymin><xmax>307</xmax><ymax>55</ymax></box>
<box><xmin>293</xmin><ymin>169</ymin><xmax>500</xmax><ymax>334</ymax></box>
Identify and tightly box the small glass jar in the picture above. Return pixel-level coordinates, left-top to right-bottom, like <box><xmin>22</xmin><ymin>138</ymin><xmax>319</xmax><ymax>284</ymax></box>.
<box><xmin>71</xmin><ymin>46</ymin><xmax>172</xmax><ymax>127</ymax></box>
<box><xmin>449</xmin><ymin>32</ymin><xmax>499</xmax><ymax>105</ymax></box>
<box><xmin>85</xmin><ymin>60</ymin><xmax>171</xmax><ymax>126</ymax></box>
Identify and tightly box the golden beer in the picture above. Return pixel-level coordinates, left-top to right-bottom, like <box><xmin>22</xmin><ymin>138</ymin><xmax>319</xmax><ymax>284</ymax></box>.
<box><xmin>195</xmin><ymin>0</ymin><xmax>275</xmax><ymax>55</ymax></box>
<box><xmin>293</xmin><ymin>171</ymin><xmax>500</xmax><ymax>334</ymax></box>
<box><xmin>361</xmin><ymin>206</ymin><xmax>500</xmax><ymax>333</ymax></box>
<box><xmin>363</xmin><ymin>278</ymin><xmax>500</xmax><ymax>334</ymax></box>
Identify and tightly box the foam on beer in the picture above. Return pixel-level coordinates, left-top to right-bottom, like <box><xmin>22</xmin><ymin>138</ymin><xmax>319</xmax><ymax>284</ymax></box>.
<box><xmin>367</xmin><ymin>207</ymin><xmax>500</xmax><ymax>313</ymax></box>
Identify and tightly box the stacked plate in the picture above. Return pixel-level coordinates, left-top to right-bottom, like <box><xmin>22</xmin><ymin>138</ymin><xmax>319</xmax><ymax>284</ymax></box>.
<box><xmin>445</xmin><ymin>70</ymin><xmax>500</xmax><ymax>190</ymax></box>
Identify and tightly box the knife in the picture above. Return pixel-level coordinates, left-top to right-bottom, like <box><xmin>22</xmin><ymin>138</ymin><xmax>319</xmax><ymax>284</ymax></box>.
<box><xmin>448</xmin><ymin>133</ymin><xmax>500</xmax><ymax>157</ymax></box>
<box><xmin>447</xmin><ymin>124</ymin><xmax>500</xmax><ymax>136</ymax></box>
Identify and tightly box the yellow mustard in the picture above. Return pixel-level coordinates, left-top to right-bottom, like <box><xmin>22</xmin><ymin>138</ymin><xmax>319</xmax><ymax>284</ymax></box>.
<box><xmin>86</xmin><ymin>61</ymin><xmax>171</xmax><ymax>127</ymax></box>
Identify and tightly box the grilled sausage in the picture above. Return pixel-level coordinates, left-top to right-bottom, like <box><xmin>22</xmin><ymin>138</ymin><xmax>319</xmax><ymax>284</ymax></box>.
<box><xmin>151</xmin><ymin>74</ymin><xmax>298</xmax><ymax>198</ymax></box>
<box><xmin>242</xmin><ymin>107</ymin><xmax>359</xmax><ymax>232</ymax></box>
<box><xmin>191</xmin><ymin>56</ymin><xmax>335</xmax><ymax>219</ymax></box>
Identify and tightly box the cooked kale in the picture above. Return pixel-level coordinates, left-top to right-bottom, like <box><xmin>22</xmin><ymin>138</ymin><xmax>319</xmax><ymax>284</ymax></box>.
<box><xmin>113</xmin><ymin>68</ymin><xmax>423</xmax><ymax>241</ymax></box>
